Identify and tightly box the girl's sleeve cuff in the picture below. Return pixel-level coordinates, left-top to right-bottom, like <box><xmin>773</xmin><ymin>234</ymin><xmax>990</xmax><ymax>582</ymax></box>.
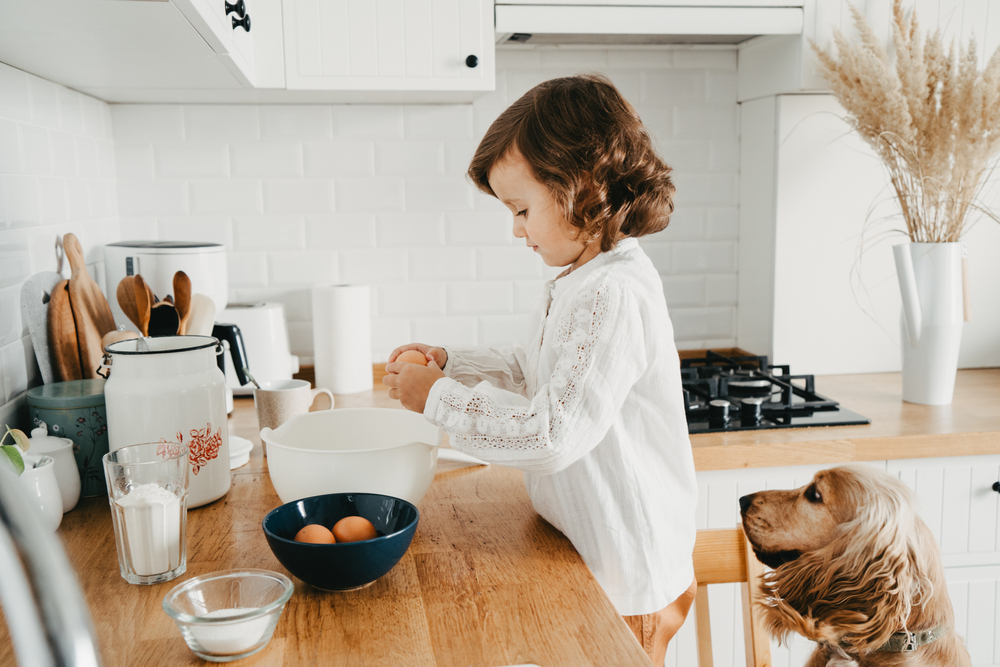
<box><xmin>423</xmin><ymin>376</ymin><xmax>452</xmax><ymax>424</ymax></box>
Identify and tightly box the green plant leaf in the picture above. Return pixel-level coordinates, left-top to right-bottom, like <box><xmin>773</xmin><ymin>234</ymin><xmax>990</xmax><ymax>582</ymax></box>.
<box><xmin>1</xmin><ymin>445</ymin><xmax>24</xmax><ymax>476</ymax></box>
<box><xmin>6</xmin><ymin>427</ymin><xmax>29</xmax><ymax>453</ymax></box>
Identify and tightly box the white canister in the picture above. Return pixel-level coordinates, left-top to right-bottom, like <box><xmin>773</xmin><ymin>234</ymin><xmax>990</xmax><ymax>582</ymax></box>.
<box><xmin>102</xmin><ymin>336</ymin><xmax>230</xmax><ymax>508</ymax></box>
<box><xmin>20</xmin><ymin>454</ymin><xmax>63</xmax><ymax>532</ymax></box>
<box><xmin>27</xmin><ymin>423</ymin><xmax>80</xmax><ymax>513</ymax></box>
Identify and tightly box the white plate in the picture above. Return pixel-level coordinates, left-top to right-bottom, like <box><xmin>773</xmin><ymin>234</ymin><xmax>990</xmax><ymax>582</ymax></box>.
<box><xmin>229</xmin><ymin>435</ymin><xmax>254</xmax><ymax>469</ymax></box>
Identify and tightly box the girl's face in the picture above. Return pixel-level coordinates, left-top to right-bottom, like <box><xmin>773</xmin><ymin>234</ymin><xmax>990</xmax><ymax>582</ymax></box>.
<box><xmin>488</xmin><ymin>150</ymin><xmax>600</xmax><ymax>271</ymax></box>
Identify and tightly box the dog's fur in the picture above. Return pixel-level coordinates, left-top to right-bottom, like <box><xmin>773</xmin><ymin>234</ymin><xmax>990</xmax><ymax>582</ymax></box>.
<box><xmin>739</xmin><ymin>465</ymin><xmax>970</xmax><ymax>667</ymax></box>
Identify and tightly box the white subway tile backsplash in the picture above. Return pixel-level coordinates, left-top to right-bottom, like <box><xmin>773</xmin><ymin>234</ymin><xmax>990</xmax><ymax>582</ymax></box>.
<box><xmin>0</xmin><ymin>65</ymin><xmax>30</xmax><ymax>123</ymax></box>
<box><xmin>669</xmin><ymin>306</ymin><xmax>735</xmax><ymax>341</ymax></box>
<box><xmin>662</xmin><ymin>275</ymin><xmax>705</xmax><ymax>307</ymax></box>
<box><xmin>449</xmin><ymin>281</ymin><xmax>512</xmax><ymax>315</ymax></box>
<box><xmin>111</xmin><ymin>105</ymin><xmax>184</xmax><ymax>142</ymax></box>
<box><xmin>307</xmin><ymin>214</ymin><xmax>377</xmax><ymax>249</ymax></box>
<box><xmin>1</xmin><ymin>340</ymin><xmax>27</xmax><ymax>403</ymax></box>
<box><xmin>114</xmin><ymin>144</ymin><xmax>153</xmax><ymax>179</ymax></box>
<box><xmin>260</xmin><ymin>106</ymin><xmax>332</xmax><ymax>139</ymax></box>
<box><xmin>0</xmin><ymin>120</ymin><xmax>21</xmax><ymax>174</ymax></box>
<box><xmin>443</xmin><ymin>141</ymin><xmax>476</xmax><ymax>176</ymax></box>
<box><xmin>21</xmin><ymin>336</ymin><xmax>39</xmax><ymax>391</ymax></box>
<box><xmin>674</xmin><ymin>106</ymin><xmax>738</xmax><ymax>139</ymax></box>
<box><xmin>375</xmin><ymin>141</ymin><xmax>444</xmax><ymax>175</ymax></box>
<box><xmin>539</xmin><ymin>49</ymin><xmax>608</xmax><ymax>69</ymax></box>
<box><xmin>117</xmin><ymin>179</ymin><xmax>187</xmax><ymax>216</ymax></box>
<box><xmin>340</xmin><ymin>248</ymin><xmax>407</xmax><ymax>285</ymax></box>
<box><xmin>234</xmin><ymin>215</ymin><xmax>305</xmax><ymax>250</ymax></box>
<box><xmin>370</xmin><ymin>318</ymin><xmax>412</xmax><ymax>361</ymax></box>
<box><xmin>409</xmin><ymin>247</ymin><xmax>476</xmax><ymax>282</ymax></box>
<box><xmin>156</xmin><ymin>144</ymin><xmax>229</xmax><ymax>178</ymax></box>
<box><xmin>0</xmin><ymin>183</ymin><xmax>6</xmax><ymax>228</ymax></box>
<box><xmin>268</xmin><ymin>251</ymin><xmax>338</xmax><ymax>287</ymax></box>
<box><xmin>336</xmin><ymin>178</ymin><xmax>403</xmax><ymax>212</ymax></box>
<box><xmin>0</xmin><ymin>234</ymin><xmax>31</xmax><ymax>288</ymax></box>
<box><xmin>379</xmin><ymin>282</ymin><xmax>447</xmax><ymax>317</ymax></box>
<box><xmin>706</xmin><ymin>71</ymin><xmax>739</xmax><ymax>104</ymax></box>
<box><xmin>651</xmin><ymin>208</ymin><xmax>705</xmax><ymax>241</ymax></box>
<box><xmin>411</xmin><ymin>316</ymin><xmax>478</xmax><ymax>349</ymax></box>
<box><xmin>513</xmin><ymin>279</ymin><xmax>546</xmax><ymax>313</ymax></box>
<box><xmin>479</xmin><ymin>314</ymin><xmax>529</xmax><ymax>347</ymax></box>
<box><xmin>607</xmin><ymin>50</ymin><xmax>673</xmax><ymax>69</ymax></box>
<box><xmin>51</xmin><ymin>131</ymin><xmax>77</xmax><ymax>177</ymax></box>
<box><xmin>231</xmin><ymin>143</ymin><xmax>301</xmax><ymax>177</ymax></box>
<box><xmin>0</xmin><ymin>286</ymin><xmax>21</xmax><ymax>346</ymax></box>
<box><xmin>286</xmin><ymin>321</ymin><xmax>313</xmax><ymax>357</ymax></box>
<box><xmin>673</xmin><ymin>173</ymin><xmax>736</xmax><ymax>206</ymax></box>
<box><xmin>333</xmin><ymin>106</ymin><xmax>403</xmax><ymax>139</ymax></box>
<box><xmin>404</xmin><ymin>178</ymin><xmax>474</xmax><ymax>212</ymax></box>
<box><xmin>263</xmin><ymin>179</ymin><xmax>334</xmax><ymax>214</ymax></box>
<box><xmin>66</xmin><ymin>179</ymin><xmax>91</xmax><ymax>221</ymax></box>
<box><xmin>228</xmin><ymin>251</ymin><xmax>269</xmax><ymax>287</ymax></box>
<box><xmin>155</xmin><ymin>216</ymin><xmax>232</xmax><ymax>246</ymax></box>
<box><xmin>28</xmin><ymin>77</ymin><xmax>59</xmax><ymax>129</ymax></box>
<box><xmin>75</xmin><ymin>136</ymin><xmax>100</xmax><ymax>178</ymax></box>
<box><xmin>21</xmin><ymin>125</ymin><xmax>52</xmax><ymax>176</ymax></box>
<box><xmin>38</xmin><ymin>178</ymin><xmax>68</xmax><ymax>224</ymax></box>
<box><xmin>97</xmin><ymin>141</ymin><xmax>115</xmax><ymax>179</ymax></box>
<box><xmin>662</xmin><ymin>140</ymin><xmax>710</xmax><ymax>172</ymax></box>
<box><xmin>641</xmin><ymin>71</ymin><xmax>704</xmax><ymax>104</ymax></box>
<box><xmin>403</xmin><ymin>106</ymin><xmax>473</xmax><ymax>140</ymax></box>
<box><xmin>56</xmin><ymin>86</ymin><xmax>84</xmax><ymax>135</ymax></box>
<box><xmin>376</xmin><ymin>213</ymin><xmax>445</xmax><ymax>247</ymax></box>
<box><xmin>706</xmin><ymin>274</ymin><xmax>738</xmax><ymax>305</ymax></box>
<box><xmin>634</xmin><ymin>105</ymin><xmax>672</xmax><ymax>144</ymax></box>
<box><xmin>90</xmin><ymin>180</ymin><xmax>117</xmax><ymax>219</ymax></box>
<box><xmin>479</xmin><ymin>246</ymin><xmax>544</xmax><ymax>280</ymax></box>
<box><xmin>445</xmin><ymin>211</ymin><xmax>512</xmax><ymax>246</ymax></box>
<box><xmin>638</xmin><ymin>241</ymin><xmax>672</xmax><ymax>273</ymax></box>
<box><xmin>4</xmin><ymin>175</ymin><xmax>41</xmax><ymax>227</ymax></box>
<box><xmin>190</xmin><ymin>179</ymin><xmax>261</xmax><ymax>215</ymax></box>
<box><xmin>185</xmin><ymin>105</ymin><xmax>259</xmax><ymax>142</ymax></box>
<box><xmin>707</xmin><ymin>208</ymin><xmax>739</xmax><ymax>240</ymax></box>
<box><xmin>672</xmin><ymin>241</ymin><xmax>736</xmax><ymax>274</ymax></box>
<box><xmin>303</xmin><ymin>141</ymin><xmax>374</xmax><ymax>177</ymax></box>
<box><xmin>709</xmin><ymin>139</ymin><xmax>740</xmax><ymax>171</ymax></box>
<box><xmin>673</xmin><ymin>50</ymin><xmax>737</xmax><ymax>70</ymax></box>
<box><xmin>81</xmin><ymin>96</ymin><xmax>106</xmax><ymax>139</ymax></box>
<box><xmin>495</xmin><ymin>50</ymin><xmax>542</xmax><ymax>69</ymax></box>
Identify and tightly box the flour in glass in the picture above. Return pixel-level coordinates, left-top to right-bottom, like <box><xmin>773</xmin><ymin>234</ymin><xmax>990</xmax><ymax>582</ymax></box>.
<box><xmin>113</xmin><ymin>482</ymin><xmax>183</xmax><ymax>576</ymax></box>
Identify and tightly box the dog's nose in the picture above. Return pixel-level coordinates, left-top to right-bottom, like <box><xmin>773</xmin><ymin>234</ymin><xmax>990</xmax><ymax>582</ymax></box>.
<box><xmin>739</xmin><ymin>494</ymin><xmax>753</xmax><ymax>512</ymax></box>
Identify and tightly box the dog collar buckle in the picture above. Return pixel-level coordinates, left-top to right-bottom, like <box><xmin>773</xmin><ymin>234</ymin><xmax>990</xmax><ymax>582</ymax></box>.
<box><xmin>900</xmin><ymin>631</ymin><xmax>918</xmax><ymax>652</ymax></box>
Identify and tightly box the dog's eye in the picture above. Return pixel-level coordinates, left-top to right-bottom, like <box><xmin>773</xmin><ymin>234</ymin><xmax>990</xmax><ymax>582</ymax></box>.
<box><xmin>806</xmin><ymin>485</ymin><xmax>823</xmax><ymax>503</ymax></box>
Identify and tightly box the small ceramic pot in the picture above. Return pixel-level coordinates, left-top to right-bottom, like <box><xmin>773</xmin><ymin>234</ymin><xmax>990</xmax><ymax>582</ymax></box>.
<box><xmin>27</xmin><ymin>424</ymin><xmax>81</xmax><ymax>513</ymax></box>
<box><xmin>27</xmin><ymin>379</ymin><xmax>109</xmax><ymax>498</ymax></box>
<box><xmin>19</xmin><ymin>454</ymin><xmax>62</xmax><ymax>532</ymax></box>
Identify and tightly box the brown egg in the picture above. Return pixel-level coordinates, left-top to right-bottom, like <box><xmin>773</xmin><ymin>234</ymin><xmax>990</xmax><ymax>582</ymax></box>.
<box><xmin>332</xmin><ymin>516</ymin><xmax>378</xmax><ymax>543</ymax></box>
<box><xmin>396</xmin><ymin>350</ymin><xmax>428</xmax><ymax>366</ymax></box>
<box><xmin>294</xmin><ymin>524</ymin><xmax>336</xmax><ymax>544</ymax></box>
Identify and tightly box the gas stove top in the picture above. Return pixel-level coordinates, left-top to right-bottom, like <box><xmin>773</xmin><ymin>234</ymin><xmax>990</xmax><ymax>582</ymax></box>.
<box><xmin>681</xmin><ymin>351</ymin><xmax>871</xmax><ymax>434</ymax></box>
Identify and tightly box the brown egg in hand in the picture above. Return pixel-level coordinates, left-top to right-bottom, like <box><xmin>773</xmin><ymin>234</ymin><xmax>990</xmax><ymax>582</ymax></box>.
<box><xmin>332</xmin><ymin>516</ymin><xmax>378</xmax><ymax>543</ymax></box>
<box><xmin>396</xmin><ymin>350</ymin><xmax>428</xmax><ymax>366</ymax></box>
<box><xmin>294</xmin><ymin>524</ymin><xmax>336</xmax><ymax>544</ymax></box>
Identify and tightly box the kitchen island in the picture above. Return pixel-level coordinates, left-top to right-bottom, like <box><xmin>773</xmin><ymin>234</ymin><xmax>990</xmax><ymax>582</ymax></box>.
<box><xmin>2</xmin><ymin>368</ymin><xmax>998</xmax><ymax>667</ymax></box>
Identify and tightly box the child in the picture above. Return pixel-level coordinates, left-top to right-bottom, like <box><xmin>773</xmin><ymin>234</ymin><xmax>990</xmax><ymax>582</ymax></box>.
<box><xmin>383</xmin><ymin>74</ymin><xmax>698</xmax><ymax>664</ymax></box>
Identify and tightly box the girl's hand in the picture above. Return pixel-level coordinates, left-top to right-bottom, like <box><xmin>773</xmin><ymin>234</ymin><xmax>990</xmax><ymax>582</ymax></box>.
<box><xmin>383</xmin><ymin>360</ymin><xmax>445</xmax><ymax>413</ymax></box>
<box><xmin>388</xmin><ymin>343</ymin><xmax>448</xmax><ymax>369</ymax></box>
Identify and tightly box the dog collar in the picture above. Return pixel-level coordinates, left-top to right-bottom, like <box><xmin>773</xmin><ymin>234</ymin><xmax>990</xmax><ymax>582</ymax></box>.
<box><xmin>873</xmin><ymin>625</ymin><xmax>950</xmax><ymax>652</ymax></box>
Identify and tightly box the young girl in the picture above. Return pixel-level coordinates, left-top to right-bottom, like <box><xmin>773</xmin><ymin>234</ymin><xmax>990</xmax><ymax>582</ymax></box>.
<box><xmin>383</xmin><ymin>74</ymin><xmax>698</xmax><ymax>664</ymax></box>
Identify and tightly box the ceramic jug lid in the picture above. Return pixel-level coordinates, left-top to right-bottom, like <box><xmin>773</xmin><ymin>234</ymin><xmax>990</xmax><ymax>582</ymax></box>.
<box><xmin>27</xmin><ymin>379</ymin><xmax>106</xmax><ymax>409</ymax></box>
<box><xmin>28</xmin><ymin>423</ymin><xmax>74</xmax><ymax>452</ymax></box>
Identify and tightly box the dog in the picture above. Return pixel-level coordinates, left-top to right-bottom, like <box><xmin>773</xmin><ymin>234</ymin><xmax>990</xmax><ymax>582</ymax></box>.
<box><xmin>739</xmin><ymin>464</ymin><xmax>970</xmax><ymax>666</ymax></box>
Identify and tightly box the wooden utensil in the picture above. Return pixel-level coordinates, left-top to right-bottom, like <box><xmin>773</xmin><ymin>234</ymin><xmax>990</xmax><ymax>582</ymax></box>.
<box><xmin>173</xmin><ymin>271</ymin><xmax>192</xmax><ymax>335</ymax></box>
<box><xmin>48</xmin><ymin>279</ymin><xmax>82</xmax><ymax>382</ymax></box>
<box><xmin>20</xmin><ymin>271</ymin><xmax>63</xmax><ymax>384</ymax></box>
<box><xmin>134</xmin><ymin>275</ymin><xmax>151</xmax><ymax>337</ymax></box>
<box><xmin>116</xmin><ymin>276</ymin><xmax>141</xmax><ymax>332</ymax></box>
<box><xmin>186</xmin><ymin>293</ymin><xmax>216</xmax><ymax>337</ymax></box>
<box><xmin>63</xmin><ymin>233</ymin><xmax>116</xmax><ymax>379</ymax></box>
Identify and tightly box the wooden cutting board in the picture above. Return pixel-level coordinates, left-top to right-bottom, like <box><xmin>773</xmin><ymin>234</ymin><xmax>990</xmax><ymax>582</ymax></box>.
<box><xmin>48</xmin><ymin>279</ymin><xmax>82</xmax><ymax>382</ymax></box>
<box><xmin>63</xmin><ymin>233</ymin><xmax>116</xmax><ymax>379</ymax></box>
<box><xmin>21</xmin><ymin>271</ymin><xmax>64</xmax><ymax>384</ymax></box>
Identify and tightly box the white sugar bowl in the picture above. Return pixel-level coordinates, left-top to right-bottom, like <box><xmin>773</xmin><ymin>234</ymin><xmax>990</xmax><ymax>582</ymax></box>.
<box><xmin>19</xmin><ymin>454</ymin><xmax>63</xmax><ymax>532</ymax></box>
<box><xmin>28</xmin><ymin>423</ymin><xmax>81</xmax><ymax>513</ymax></box>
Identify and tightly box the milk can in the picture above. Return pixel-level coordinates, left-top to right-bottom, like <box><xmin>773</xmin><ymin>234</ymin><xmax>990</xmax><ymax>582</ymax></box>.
<box><xmin>101</xmin><ymin>336</ymin><xmax>230</xmax><ymax>508</ymax></box>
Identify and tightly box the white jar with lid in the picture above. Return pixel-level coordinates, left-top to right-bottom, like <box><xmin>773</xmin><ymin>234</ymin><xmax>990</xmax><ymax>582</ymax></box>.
<box><xmin>102</xmin><ymin>336</ymin><xmax>230</xmax><ymax>509</ymax></box>
<box><xmin>27</xmin><ymin>423</ymin><xmax>80</xmax><ymax>513</ymax></box>
<box><xmin>19</xmin><ymin>454</ymin><xmax>62</xmax><ymax>532</ymax></box>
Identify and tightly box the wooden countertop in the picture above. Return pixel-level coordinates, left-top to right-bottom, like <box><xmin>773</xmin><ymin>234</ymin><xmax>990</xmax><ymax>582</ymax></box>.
<box><xmin>0</xmin><ymin>386</ymin><xmax>650</xmax><ymax>667</ymax></box>
<box><xmin>691</xmin><ymin>368</ymin><xmax>1000</xmax><ymax>471</ymax></box>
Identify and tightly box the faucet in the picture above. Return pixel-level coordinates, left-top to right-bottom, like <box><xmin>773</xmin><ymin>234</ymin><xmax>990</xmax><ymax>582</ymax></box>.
<box><xmin>0</xmin><ymin>462</ymin><xmax>102</xmax><ymax>666</ymax></box>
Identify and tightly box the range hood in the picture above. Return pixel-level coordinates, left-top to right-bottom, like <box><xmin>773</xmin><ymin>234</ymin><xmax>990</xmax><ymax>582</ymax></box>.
<box><xmin>495</xmin><ymin>0</ymin><xmax>805</xmax><ymax>46</ymax></box>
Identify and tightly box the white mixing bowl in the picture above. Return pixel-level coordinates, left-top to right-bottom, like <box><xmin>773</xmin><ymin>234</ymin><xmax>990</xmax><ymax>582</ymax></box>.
<box><xmin>261</xmin><ymin>408</ymin><xmax>442</xmax><ymax>506</ymax></box>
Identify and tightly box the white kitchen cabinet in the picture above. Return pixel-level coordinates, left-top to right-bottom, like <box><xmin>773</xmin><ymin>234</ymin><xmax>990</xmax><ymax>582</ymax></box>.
<box><xmin>172</xmin><ymin>0</ymin><xmax>257</xmax><ymax>86</ymax></box>
<box><xmin>282</xmin><ymin>0</ymin><xmax>495</xmax><ymax>91</ymax></box>
<box><xmin>677</xmin><ymin>457</ymin><xmax>1000</xmax><ymax>667</ymax></box>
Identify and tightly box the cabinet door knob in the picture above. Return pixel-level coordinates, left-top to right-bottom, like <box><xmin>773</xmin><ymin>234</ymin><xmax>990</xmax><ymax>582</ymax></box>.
<box><xmin>232</xmin><ymin>13</ymin><xmax>251</xmax><ymax>32</ymax></box>
<box><xmin>465</xmin><ymin>55</ymin><xmax>479</xmax><ymax>68</ymax></box>
<box><xmin>225</xmin><ymin>0</ymin><xmax>245</xmax><ymax>17</ymax></box>
<box><xmin>993</xmin><ymin>482</ymin><xmax>1000</xmax><ymax>493</ymax></box>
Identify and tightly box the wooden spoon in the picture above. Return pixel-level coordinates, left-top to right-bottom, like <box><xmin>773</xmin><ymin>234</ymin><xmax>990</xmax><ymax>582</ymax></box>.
<box><xmin>134</xmin><ymin>275</ymin><xmax>151</xmax><ymax>337</ymax></box>
<box><xmin>186</xmin><ymin>293</ymin><xmax>216</xmax><ymax>337</ymax></box>
<box><xmin>48</xmin><ymin>279</ymin><xmax>82</xmax><ymax>382</ymax></box>
<box><xmin>117</xmin><ymin>276</ymin><xmax>141</xmax><ymax>331</ymax></box>
<box><xmin>173</xmin><ymin>271</ymin><xmax>192</xmax><ymax>335</ymax></box>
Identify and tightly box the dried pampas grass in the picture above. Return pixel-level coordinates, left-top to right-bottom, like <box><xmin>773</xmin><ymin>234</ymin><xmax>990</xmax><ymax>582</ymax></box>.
<box><xmin>810</xmin><ymin>0</ymin><xmax>1000</xmax><ymax>242</ymax></box>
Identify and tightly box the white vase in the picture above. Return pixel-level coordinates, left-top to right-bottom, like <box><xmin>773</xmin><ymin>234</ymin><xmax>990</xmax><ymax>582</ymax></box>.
<box><xmin>892</xmin><ymin>242</ymin><xmax>966</xmax><ymax>405</ymax></box>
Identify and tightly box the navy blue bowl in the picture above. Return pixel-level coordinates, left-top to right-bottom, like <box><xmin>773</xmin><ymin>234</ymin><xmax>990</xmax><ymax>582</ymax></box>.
<box><xmin>262</xmin><ymin>492</ymin><xmax>419</xmax><ymax>591</ymax></box>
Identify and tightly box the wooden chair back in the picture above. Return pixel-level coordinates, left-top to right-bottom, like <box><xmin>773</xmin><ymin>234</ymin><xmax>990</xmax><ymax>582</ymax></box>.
<box><xmin>692</xmin><ymin>527</ymin><xmax>772</xmax><ymax>667</ymax></box>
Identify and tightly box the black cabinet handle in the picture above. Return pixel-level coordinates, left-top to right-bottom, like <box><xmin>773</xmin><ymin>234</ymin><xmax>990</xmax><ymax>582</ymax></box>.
<box><xmin>232</xmin><ymin>13</ymin><xmax>251</xmax><ymax>32</ymax></box>
<box><xmin>225</xmin><ymin>0</ymin><xmax>245</xmax><ymax>17</ymax></box>
<box><xmin>993</xmin><ymin>482</ymin><xmax>1000</xmax><ymax>492</ymax></box>
<box><xmin>465</xmin><ymin>55</ymin><xmax>479</xmax><ymax>68</ymax></box>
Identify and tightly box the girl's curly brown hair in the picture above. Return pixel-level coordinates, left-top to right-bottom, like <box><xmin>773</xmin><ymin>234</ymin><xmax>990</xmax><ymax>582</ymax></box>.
<box><xmin>468</xmin><ymin>74</ymin><xmax>675</xmax><ymax>253</ymax></box>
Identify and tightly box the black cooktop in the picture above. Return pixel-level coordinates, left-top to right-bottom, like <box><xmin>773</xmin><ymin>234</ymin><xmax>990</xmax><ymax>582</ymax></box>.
<box><xmin>681</xmin><ymin>351</ymin><xmax>871</xmax><ymax>434</ymax></box>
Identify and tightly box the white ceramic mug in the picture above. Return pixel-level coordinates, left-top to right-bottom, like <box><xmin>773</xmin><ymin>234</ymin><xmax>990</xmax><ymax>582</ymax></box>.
<box><xmin>254</xmin><ymin>380</ymin><xmax>334</xmax><ymax>435</ymax></box>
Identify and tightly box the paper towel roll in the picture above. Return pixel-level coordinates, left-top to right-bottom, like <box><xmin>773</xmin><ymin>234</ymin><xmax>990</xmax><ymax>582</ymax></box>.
<box><xmin>311</xmin><ymin>284</ymin><xmax>373</xmax><ymax>394</ymax></box>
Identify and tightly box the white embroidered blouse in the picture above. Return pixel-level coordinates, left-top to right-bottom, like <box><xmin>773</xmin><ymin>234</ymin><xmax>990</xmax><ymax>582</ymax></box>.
<box><xmin>422</xmin><ymin>238</ymin><xmax>698</xmax><ymax>615</ymax></box>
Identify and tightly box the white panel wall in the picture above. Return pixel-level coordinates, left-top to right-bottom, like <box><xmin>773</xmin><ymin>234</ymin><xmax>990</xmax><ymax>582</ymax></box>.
<box><xmin>111</xmin><ymin>47</ymin><xmax>742</xmax><ymax>364</ymax></box>
<box><xmin>0</xmin><ymin>63</ymin><xmax>119</xmax><ymax>427</ymax></box>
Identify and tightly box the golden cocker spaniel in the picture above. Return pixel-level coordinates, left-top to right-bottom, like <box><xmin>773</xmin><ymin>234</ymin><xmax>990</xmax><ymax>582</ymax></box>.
<box><xmin>739</xmin><ymin>465</ymin><xmax>970</xmax><ymax>666</ymax></box>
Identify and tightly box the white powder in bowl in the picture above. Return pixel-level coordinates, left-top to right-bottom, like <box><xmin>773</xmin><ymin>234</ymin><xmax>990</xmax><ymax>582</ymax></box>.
<box><xmin>189</xmin><ymin>608</ymin><xmax>272</xmax><ymax>655</ymax></box>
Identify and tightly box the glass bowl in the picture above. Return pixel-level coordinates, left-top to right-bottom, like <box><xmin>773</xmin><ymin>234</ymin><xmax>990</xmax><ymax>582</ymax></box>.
<box><xmin>162</xmin><ymin>569</ymin><xmax>294</xmax><ymax>662</ymax></box>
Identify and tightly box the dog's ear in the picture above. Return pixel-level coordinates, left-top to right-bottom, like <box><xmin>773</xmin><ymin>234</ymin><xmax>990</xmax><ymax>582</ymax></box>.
<box><xmin>760</xmin><ymin>472</ymin><xmax>935</xmax><ymax>654</ymax></box>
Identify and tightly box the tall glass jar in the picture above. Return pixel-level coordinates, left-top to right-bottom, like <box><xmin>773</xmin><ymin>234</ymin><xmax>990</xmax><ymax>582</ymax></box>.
<box><xmin>102</xmin><ymin>336</ymin><xmax>230</xmax><ymax>508</ymax></box>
